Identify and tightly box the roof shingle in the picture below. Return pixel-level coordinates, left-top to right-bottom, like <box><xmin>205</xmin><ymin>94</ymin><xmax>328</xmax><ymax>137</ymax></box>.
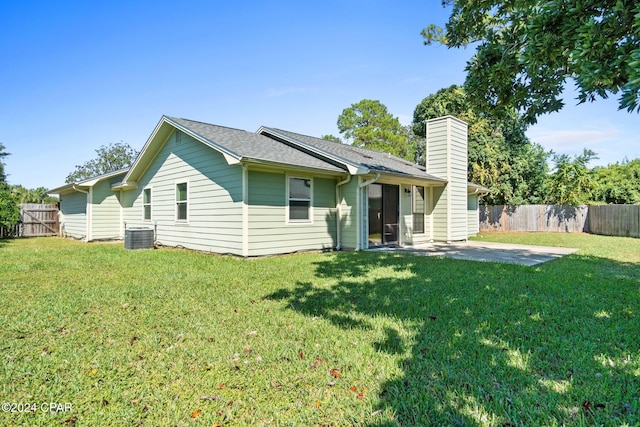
<box><xmin>167</xmin><ymin>117</ymin><xmax>346</xmax><ymax>173</ymax></box>
<box><xmin>259</xmin><ymin>127</ymin><xmax>447</xmax><ymax>182</ymax></box>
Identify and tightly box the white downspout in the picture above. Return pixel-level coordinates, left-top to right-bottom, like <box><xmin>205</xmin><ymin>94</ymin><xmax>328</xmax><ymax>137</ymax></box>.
<box><xmin>359</xmin><ymin>173</ymin><xmax>381</xmax><ymax>189</ymax></box>
<box><xmin>72</xmin><ymin>184</ymin><xmax>90</xmax><ymax>242</ymax></box>
<box><xmin>425</xmin><ymin>120</ymin><xmax>430</xmax><ymax>171</ymax></box>
<box><xmin>356</xmin><ymin>173</ymin><xmax>380</xmax><ymax>250</ymax></box>
<box><xmin>87</xmin><ymin>187</ymin><xmax>93</xmax><ymax>242</ymax></box>
<box><xmin>72</xmin><ymin>184</ymin><xmax>88</xmax><ymax>194</ymax></box>
<box><xmin>429</xmin><ymin>186</ymin><xmax>434</xmax><ymax>243</ymax></box>
<box><xmin>119</xmin><ymin>189</ymin><xmax>124</xmax><ymax>239</ymax></box>
<box><xmin>335</xmin><ymin>175</ymin><xmax>351</xmax><ymax>251</ymax></box>
<box><xmin>446</xmin><ymin>119</ymin><xmax>452</xmax><ymax>243</ymax></box>
<box><xmin>242</xmin><ymin>164</ymin><xmax>249</xmax><ymax>257</ymax></box>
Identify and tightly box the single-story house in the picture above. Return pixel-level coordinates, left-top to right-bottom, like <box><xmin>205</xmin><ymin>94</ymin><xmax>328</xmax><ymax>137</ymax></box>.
<box><xmin>49</xmin><ymin>115</ymin><xmax>489</xmax><ymax>256</ymax></box>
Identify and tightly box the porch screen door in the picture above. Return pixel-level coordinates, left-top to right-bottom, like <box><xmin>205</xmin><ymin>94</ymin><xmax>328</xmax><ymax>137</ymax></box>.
<box><xmin>382</xmin><ymin>184</ymin><xmax>399</xmax><ymax>244</ymax></box>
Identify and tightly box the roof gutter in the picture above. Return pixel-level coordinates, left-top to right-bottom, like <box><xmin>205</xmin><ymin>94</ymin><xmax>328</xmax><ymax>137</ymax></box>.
<box><xmin>358</xmin><ymin>173</ymin><xmax>381</xmax><ymax>188</ymax></box>
<box><xmin>72</xmin><ymin>184</ymin><xmax>88</xmax><ymax>194</ymax></box>
<box><xmin>468</xmin><ymin>184</ymin><xmax>491</xmax><ymax>195</ymax></box>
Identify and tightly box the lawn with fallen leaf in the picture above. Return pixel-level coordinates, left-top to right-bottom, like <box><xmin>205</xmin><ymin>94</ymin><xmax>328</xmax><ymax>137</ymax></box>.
<box><xmin>0</xmin><ymin>233</ymin><xmax>639</xmax><ymax>426</ymax></box>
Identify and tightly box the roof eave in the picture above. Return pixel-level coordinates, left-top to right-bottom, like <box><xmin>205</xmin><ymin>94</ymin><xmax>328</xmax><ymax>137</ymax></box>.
<box><xmin>467</xmin><ymin>182</ymin><xmax>491</xmax><ymax>194</ymax></box>
<box><xmin>373</xmin><ymin>170</ymin><xmax>448</xmax><ymax>185</ymax></box>
<box><xmin>47</xmin><ymin>184</ymin><xmax>77</xmax><ymax>195</ymax></box>
<box><xmin>48</xmin><ymin>169</ymin><xmax>128</xmax><ymax>194</ymax></box>
<box><xmin>112</xmin><ymin>181</ymin><xmax>138</xmax><ymax>190</ymax></box>
<box><xmin>242</xmin><ymin>158</ymin><xmax>347</xmax><ymax>176</ymax></box>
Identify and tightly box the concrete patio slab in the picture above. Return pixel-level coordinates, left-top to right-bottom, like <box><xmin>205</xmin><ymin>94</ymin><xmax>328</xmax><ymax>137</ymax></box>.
<box><xmin>372</xmin><ymin>240</ymin><xmax>578</xmax><ymax>266</ymax></box>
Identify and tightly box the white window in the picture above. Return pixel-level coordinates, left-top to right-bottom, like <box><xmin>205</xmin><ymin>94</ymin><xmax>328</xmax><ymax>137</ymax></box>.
<box><xmin>413</xmin><ymin>186</ymin><xmax>425</xmax><ymax>234</ymax></box>
<box><xmin>143</xmin><ymin>188</ymin><xmax>151</xmax><ymax>221</ymax></box>
<box><xmin>288</xmin><ymin>177</ymin><xmax>311</xmax><ymax>222</ymax></box>
<box><xmin>176</xmin><ymin>182</ymin><xmax>188</xmax><ymax>221</ymax></box>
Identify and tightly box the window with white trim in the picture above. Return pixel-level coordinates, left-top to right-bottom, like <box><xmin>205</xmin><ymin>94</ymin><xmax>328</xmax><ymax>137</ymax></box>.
<box><xmin>413</xmin><ymin>185</ymin><xmax>425</xmax><ymax>234</ymax></box>
<box><xmin>143</xmin><ymin>188</ymin><xmax>151</xmax><ymax>221</ymax></box>
<box><xmin>288</xmin><ymin>177</ymin><xmax>311</xmax><ymax>221</ymax></box>
<box><xmin>176</xmin><ymin>182</ymin><xmax>188</xmax><ymax>221</ymax></box>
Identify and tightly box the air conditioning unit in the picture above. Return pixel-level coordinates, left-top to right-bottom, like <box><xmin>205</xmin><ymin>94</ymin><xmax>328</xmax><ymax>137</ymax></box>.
<box><xmin>124</xmin><ymin>227</ymin><xmax>154</xmax><ymax>250</ymax></box>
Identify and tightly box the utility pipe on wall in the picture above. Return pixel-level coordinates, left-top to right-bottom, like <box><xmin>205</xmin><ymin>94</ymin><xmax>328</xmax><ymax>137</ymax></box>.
<box><xmin>335</xmin><ymin>175</ymin><xmax>351</xmax><ymax>251</ymax></box>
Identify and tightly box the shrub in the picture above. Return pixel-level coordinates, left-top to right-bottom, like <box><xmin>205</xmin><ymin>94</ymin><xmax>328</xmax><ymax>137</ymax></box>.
<box><xmin>0</xmin><ymin>185</ymin><xmax>19</xmax><ymax>235</ymax></box>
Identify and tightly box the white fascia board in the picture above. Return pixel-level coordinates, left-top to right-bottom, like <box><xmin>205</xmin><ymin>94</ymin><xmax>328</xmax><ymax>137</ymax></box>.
<box><xmin>47</xmin><ymin>184</ymin><xmax>76</xmax><ymax>195</ymax></box>
<box><xmin>346</xmin><ymin>164</ymin><xmax>369</xmax><ymax>175</ymax></box>
<box><xmin>49</xmin><ymin>170</ymin><xmax>128</xmax><ymax>194</ymax></box>
<box><xmin>223</xmin><ymin>152</ymin><xmax>242</xmax><ymax>165</ymax></box>
<box><xmin>112</xmin><ymin>181</ymin><xmax>137</xmax><ymax>190</ymax></box>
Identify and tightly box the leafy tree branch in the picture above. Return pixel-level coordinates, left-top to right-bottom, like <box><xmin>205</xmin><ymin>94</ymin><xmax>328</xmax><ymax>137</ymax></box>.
<box><xmin>65</xmin><ymin>142</ymin><xmax>138</xmax><ymax>183</ymax></box>
<box><xmin>425</xmin><ymin>0</ymin><xmax>640</xmax><ymax>124</ymax></box>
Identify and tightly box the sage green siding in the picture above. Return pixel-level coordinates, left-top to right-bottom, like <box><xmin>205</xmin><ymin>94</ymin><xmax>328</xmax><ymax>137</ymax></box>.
<box><xmin>467</xmin><ymin>194</ymin><xmax>479</xmax><ymax>236</ymax></box>
<box><xmin>448</xmin><ymin>119</ymin><xmax>469</xmax><ymax>240</ymax></box>
<box><xmin>60</xmin><ymin>191</ymin><xmax>87</xmax><ymax>239</ymax></box>
<box><xmin>91</xmin><ymin>178</ymin><xmax>122</xmax><ymax>240</ymax></box>
<box><xmin>427</xmin><ymin>119</ymin><xmax>449</xmax><ymax>241</ymax></box>
<box><xmin>338</xmin><ymin>178</ymin><xmax>359</xmax><ymax>250</ymax></box>
<box><xmin>247</xmin><ymin>170</ymin><xmax>336</xmax><ymax>256</ymax></box>
<box><xmin>431</xmin><ymin>186</ymin><xmax>446</xmax><ymax>241</ymax></box>
<box><xmin>426</xmin><ymin>116</ymin><xmax>468</xmax><ymax>242</ymax></box>
<box><xmin>122</xmin><ymin>130</ymin><xmax>243</xmax><ymax>254</ymax></box>
<box><xmin>400</xmin><ymin>183</ymin><xmax>412</xmax><ymax>244</ymax></box>
<box><xmin>400</xmin><ymin>183</ymin><xmax>432</xmax><ymax>245</ymax></box>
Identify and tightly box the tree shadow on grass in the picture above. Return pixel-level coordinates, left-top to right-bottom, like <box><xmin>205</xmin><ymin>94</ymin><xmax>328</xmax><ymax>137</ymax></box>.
<box><xmin>266</xmin><ymin>252</ymin><xmax>640</xmax><ymax>425</ymax></box>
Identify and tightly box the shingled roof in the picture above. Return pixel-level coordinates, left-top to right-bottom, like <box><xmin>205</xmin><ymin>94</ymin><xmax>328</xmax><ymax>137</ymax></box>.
<box><xmin>258</xmin><ymin>127</ymin><xmax>447</xmax><ymax>182</ymax></box>
<box><xmin>57</xmin><ymin>115</ymin><xmax>455</xmax><ymax>195</ymax></box>
<box><xmin>167</xmin><ymin>117</ymin><xmax>345</xmax><ymax>173</ymax></box>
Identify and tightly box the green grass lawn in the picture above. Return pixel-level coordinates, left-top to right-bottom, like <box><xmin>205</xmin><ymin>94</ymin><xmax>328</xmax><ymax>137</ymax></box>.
<box><xmin>0</xmin><ymin>234</ymin><xmax>639</xmax><ymax>426</ymax></box>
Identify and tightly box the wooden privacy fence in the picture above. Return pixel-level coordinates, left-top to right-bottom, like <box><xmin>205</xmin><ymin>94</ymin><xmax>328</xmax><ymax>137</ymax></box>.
<box><xmin>0</xmin><ymin>203</ymin><xmax>59</xmax><ymax>238</ymax></box>
<box><xmin>588</xmin><ymin>205</ymin><xmax>640</xmax><ymax>238</ymax></box>
<box><xmin>480</xmin><ymin>204</ymin><xmax>640</xmax><ymax>238</ymax></box>
<box><xmin>481</xmin><ymin>205</ymin><xmax>589</xmax><ymax>233</ymax></box>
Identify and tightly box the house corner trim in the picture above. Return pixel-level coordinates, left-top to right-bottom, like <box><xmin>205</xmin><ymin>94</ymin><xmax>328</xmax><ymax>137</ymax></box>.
<box><xmin>242</xmin><ymin>165</ymin><xmax>249</xmax><ymax>257</ymax></box>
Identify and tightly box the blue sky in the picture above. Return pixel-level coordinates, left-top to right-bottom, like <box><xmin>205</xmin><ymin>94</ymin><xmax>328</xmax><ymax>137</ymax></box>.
<box><xmin>1</xmin><ymin>0</ymin><xmax>638</xmax><ymax>189</ymax></box>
